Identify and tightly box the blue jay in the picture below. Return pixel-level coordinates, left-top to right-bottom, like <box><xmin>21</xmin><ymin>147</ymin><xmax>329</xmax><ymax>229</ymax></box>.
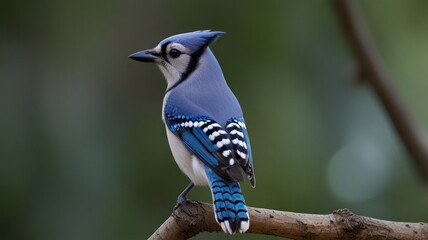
<box><xmin>129</xmin><ymin>30</ymin><xmax>255</xmax><ymax>234</ymax></box>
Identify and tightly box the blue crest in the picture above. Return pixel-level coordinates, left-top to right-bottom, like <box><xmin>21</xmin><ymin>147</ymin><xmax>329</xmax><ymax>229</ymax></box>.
<box><xmin>159</xmin><ymin>30</ymin><xmax>225</xmax><ymax>52</ymax></box>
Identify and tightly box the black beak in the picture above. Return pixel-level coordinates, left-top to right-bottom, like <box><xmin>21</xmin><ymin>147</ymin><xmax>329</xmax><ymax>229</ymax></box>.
<box><xmin>128</xmin><ymin>49</ymin><xmax>157</xmax><ymax>62</ymax></box>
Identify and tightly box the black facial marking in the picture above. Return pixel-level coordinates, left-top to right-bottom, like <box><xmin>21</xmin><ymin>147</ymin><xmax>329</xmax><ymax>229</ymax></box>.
<box><xmin>165</xmin><ymin>45</ymin><xmax>209</xmax><ymax>93</ymax></box>
<box><xmin>161</xmin><ymin>41</ymin><xmax>170</xmax><ymax>63</ymax></box>
<box><xmin>182</xmin><ymin>47</ymin><xmax>205</xmax><ymax>80</ymax></box>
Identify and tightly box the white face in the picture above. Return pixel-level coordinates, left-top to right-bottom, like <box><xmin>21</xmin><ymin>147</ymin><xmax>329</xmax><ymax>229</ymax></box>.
<box><xmin>153</xmin><ymin>43</ymin><xmax>192</xmax><ymax>89</ymax></box>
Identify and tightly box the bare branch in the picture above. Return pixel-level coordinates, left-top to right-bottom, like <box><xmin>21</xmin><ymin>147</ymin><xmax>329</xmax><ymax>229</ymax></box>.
<box><xmin>148</xmin><ymin>201</ymin><xmax>427</xmax><ymax>239</ymax></box>
<box><xmin>331</xmin><ymin>0</ymin><xmax>428</xmax><ymax>188</ymax></box>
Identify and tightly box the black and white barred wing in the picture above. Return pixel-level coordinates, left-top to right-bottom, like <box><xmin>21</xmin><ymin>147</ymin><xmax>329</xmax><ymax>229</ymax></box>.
<box><xmin>226</xmin><ymin>118</ymin><xmax>255</xmax><ymax>187</ymax></box>
<box><xmin>165</xmin><ymin>113</ymin><xmax>244</xmax><ymax>182</ymax></box>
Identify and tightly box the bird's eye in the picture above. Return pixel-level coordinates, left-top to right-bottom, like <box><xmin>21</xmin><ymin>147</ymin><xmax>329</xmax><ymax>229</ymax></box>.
<box><xmin>169</xmin><ymin>48</ymin><xmax>182</xmax><ymax>59</ymax></box>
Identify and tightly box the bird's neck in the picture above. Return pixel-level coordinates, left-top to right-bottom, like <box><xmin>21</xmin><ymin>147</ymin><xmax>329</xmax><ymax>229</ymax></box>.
<box><xmin>164</xmin><ymin>48</ymin><xmax>225</xmax><ymax>93</ymax></box>
<box><xmin>188</xmin><ymin>48</ymin><xmax>226</xmax><ymax>87</ymax></box>
<box><xmin>163</xmin><ymin>48</ymin><xmax>242</xmax><ymax>125</ymax></box>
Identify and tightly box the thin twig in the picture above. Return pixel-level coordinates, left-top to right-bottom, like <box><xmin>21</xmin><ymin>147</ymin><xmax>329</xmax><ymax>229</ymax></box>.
<box><xmin>332</xmin><ymin>0</ymin><xmax>428</xmax><ymax>188</ymax></box>
<box><xmin>148</xmin><ymin>201</ymin><xmax>427</xmax><ymax>239</ymax></box>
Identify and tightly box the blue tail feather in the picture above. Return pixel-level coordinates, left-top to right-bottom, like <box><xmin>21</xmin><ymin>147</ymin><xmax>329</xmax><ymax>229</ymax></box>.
<box><xmin>205</xmin><ymin>168</ymin><xmax>250</xmax><ymax>234</ymax></box>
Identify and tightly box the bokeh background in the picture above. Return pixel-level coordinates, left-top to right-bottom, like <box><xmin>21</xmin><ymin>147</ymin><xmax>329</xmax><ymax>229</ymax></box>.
<box><xmin>1</xmin><ymin>0</ymin><xmax>428</xmax><ymax>239</ymax></box>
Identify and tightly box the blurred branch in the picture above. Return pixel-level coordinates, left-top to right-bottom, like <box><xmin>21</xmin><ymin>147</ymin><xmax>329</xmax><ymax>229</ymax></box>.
<box><xmin>148</xmin><ymin>201</ymin><xmax>427</xmax><ymax>239</ymax></box>
<box><xmin>331</xmin><ymin>0</ymin><xmax>428</xmax><ymax>189</ymax></box>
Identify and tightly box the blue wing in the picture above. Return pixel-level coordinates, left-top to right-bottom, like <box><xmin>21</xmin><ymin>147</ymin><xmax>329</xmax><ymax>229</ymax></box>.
<box><xmin>165</xmin><ymin>112</ymin><xmax>243</xmax><ymax>182</ymax></box>
<box><xmin>164</xmin><ymin>99</ymin><xmax>256</xmax><ymax>185</ymax></box>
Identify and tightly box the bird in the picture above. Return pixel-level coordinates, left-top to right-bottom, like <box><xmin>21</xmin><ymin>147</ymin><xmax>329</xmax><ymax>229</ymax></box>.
<box><xmin>129</xmin><ymin>30</ymin><xmax>255</xmax><ymax>234</ymax></box>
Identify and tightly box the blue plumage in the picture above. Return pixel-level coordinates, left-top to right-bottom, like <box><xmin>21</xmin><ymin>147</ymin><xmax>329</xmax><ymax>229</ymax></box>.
<box><xmin>129</xmin><ymin>30</ymin><xmax>255</xmax><ymax>234</ymax></box>
<box><xmin>206</xmin><ymin>168</ymin><xmax>249</xmax><ymax>233</ymax></box>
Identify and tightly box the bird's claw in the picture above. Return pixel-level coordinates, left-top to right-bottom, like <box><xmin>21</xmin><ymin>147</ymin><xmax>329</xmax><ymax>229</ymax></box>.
<box><xmin>173</xmin><ymin>196</ymin><xmax>193</xmax><ymax>217</ymax></box>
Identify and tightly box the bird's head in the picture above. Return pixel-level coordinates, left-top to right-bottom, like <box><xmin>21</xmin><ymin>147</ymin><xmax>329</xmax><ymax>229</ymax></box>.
<box><xmin>129</xmin><ymin>30</ymin><xmax>225</xmax><ymax>90</ymax></box>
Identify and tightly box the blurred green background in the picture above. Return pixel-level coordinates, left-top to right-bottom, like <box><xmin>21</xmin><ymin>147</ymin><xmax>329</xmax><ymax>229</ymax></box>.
<box><xmin>1</xmin><ymin>0</ymin><xmax>428</xmax><ymax>239</ymax></box>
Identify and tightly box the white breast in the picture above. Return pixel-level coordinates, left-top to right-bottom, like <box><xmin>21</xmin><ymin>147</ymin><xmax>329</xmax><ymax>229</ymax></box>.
<box><xmin>165</xmin><ymin>128</ymin><xmax>209</xmax><ymax>186</ymax></box>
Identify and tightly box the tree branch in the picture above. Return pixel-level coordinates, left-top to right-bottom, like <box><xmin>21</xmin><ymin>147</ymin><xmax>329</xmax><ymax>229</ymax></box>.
<box><xmin>331</xmin><ymin>0</ymin><xmax>428</xmax><ymax>188</ymax></box>
<box><xmin>148</xmin><ymin>201</ymin><xmax>427</xmax><ymax>239</ymax></box>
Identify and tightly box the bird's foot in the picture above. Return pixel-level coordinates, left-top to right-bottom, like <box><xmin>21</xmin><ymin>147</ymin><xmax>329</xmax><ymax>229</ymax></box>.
<box><xmin>172</xmin><ymin>182</ymin><xmax>194</xmax><ymax>219</ymax></box>
<box><xmin>173</xmin><ymin>195</ymin><xmax>193</xmax><ymax>217</ymax></box>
